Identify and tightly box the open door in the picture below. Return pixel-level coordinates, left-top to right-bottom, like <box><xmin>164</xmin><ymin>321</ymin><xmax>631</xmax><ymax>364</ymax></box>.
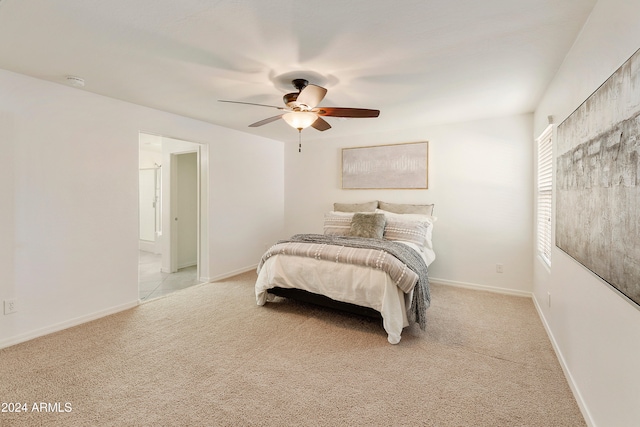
<box><xmin>169</xmin><ymin>151</ymin><xmax>199</xmax><ymax>273</ymax></box>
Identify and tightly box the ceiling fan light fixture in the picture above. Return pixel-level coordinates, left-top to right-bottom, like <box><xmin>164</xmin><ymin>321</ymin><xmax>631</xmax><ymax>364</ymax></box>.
<box><xmin>282</xmin><ymin>111</ymin><xmax>318</xmax><ymax>130</ymax></box>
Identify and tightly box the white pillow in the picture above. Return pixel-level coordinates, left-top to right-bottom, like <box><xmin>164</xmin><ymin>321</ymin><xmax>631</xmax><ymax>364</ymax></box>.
<box><xmin>375</xmin><ymin>209</ymin><xmax>436</xmax><ymax>224</ymax></box>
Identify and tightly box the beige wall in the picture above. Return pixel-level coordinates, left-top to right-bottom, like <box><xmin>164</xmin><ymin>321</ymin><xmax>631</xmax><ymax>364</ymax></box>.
<box><xmin>0</xmin><ymin>69</ymin><xmax>284</xmax><ymax>348</ymax></box>
<box><xmin>284</xmin><ymin>113</ymin><xmax>534</xmax><ymax>294</ymax></box>
<box><xmin>533</xmin><ymin>0</ymin><xmax>640</xmax><ymax>425</ymax></box>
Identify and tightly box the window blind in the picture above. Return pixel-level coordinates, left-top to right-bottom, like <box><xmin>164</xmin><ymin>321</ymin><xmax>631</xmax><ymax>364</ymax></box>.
<box><xmin>537</xmin><ymin>125</ymin><xmax>553</xmax><ymax>266</ymax></box>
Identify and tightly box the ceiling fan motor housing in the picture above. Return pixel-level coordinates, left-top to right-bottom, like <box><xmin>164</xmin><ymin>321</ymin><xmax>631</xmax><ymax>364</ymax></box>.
<box><xmin>283</xmin><ymin>79</ymin><xmax>310</xmax><ymax>109</ymax></box>
<box><xmin>283</xmin><ymin>92</ymin><xmax>299</xmax><ymax>108</ymax></box>
<box><xmin>292</xmin><ymin>78</ymin><xmax>309</xmax><ymax>91</ymax></box>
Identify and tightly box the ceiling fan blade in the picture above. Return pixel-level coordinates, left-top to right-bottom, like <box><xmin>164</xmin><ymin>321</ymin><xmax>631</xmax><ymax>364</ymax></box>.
<box><xmin>311</xmin><ymin>117</ymin><xmax>331</xmax><ymax>131</ymax></box>
<box><xmin>249</xmin><ymin>115</ymin><xmax>283</xmax><ymax>127</ymax></box>
<box><xmin>314</xmin><ymin>107</ymin><xmax>380</xmax><ymax>118</ymax></box>
<box><xmin>296</xmin><ymin>84</ymin><xmax>327</xmax><ymax>109</ymax></box>
<box><xmin>219</xmin><ymin>100</ymin><xmax>285</xmax><ymax>110</ymax></box>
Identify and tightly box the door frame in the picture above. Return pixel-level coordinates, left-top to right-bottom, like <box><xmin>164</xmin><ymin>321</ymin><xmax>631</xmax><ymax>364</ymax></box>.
<box><xmin>138</xmin><ymin>132</ymin><xmax>210</xmax><ymax>285</ymax></box>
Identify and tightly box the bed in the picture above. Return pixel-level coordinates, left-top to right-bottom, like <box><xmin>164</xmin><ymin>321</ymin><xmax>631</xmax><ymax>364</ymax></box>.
<box><xmin>255</xmin><ymin>201</ymin><xmax>435</xmax><ymax>344</ymax></box>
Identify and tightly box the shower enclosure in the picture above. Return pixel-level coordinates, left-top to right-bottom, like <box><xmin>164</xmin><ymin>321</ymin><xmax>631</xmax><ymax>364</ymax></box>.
<box><xmin>138</xmin><ymin>166</ymin><xmax>161</xmax><ymax>253</ymax></box>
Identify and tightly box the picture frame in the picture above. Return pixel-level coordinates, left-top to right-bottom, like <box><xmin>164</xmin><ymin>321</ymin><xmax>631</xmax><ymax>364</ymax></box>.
<box><xmin>556</xmin><ymin>47</ymin><xmax>640</xmax><ymax>308</ymax></box>
<box><xmin>341</xmin><ymin>141</ymin><xmax>429</xmax><ymax>189</ymax></box>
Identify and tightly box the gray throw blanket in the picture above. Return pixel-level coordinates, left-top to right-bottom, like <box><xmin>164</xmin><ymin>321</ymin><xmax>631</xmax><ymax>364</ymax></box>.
<box><xmin>275</xmin><ymin>234</ymin><xmax>431</xmax><ymax>330</ymax></box>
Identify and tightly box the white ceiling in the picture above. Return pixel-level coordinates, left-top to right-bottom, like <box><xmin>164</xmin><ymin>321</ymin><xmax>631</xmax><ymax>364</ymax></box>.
<box><xmin>0</xmin><ymin>0</ymin><xmax>597</xmax><ymax>143</ymax></box>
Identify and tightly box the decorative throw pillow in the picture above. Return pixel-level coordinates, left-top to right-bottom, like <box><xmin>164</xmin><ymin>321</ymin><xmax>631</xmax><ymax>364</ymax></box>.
<box><xmin>348</xmin><ymin>213</ymin><xmax>386</xmax><ymax>239</ymax></box>
<box><xmin>333</xmin><ymin>201</ymin><xmax>378</xmax><ymax>213</ymax></box>
<box><xmin>378</xmin><ymin>201</ymin><xmax>434</xmax><ymax>216</ymax></box>
<box><xmin>377</xmin><ymin>209</ymin><xmax>435</xmax><ymax>252</ymax></box>
<box><xmin>323</xmin><ymin>212</ymin><xmax>354</xmax><ymax>236</ymax></box>
<box><xmin>383</xmin><ymin>219</ymin><xmax>429</xmax><ymax>247</ymax></box>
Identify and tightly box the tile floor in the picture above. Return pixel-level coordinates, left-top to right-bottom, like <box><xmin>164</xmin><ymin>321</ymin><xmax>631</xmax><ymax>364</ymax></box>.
<box><xmin>138</xmin><ymin>251</ymin><xmax>202</xmax><ymax>301</ymax></box>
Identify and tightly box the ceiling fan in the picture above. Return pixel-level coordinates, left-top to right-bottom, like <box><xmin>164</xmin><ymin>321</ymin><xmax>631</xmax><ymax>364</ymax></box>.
<box><xmin>219</xmin><ymin>78</ymin><xmax>380</xmax><ymax>133</ymax></box>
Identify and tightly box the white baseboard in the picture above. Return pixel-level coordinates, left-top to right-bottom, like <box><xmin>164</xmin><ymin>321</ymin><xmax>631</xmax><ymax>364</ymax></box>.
<box><xmin>532</xmin><ymin>297</ymin><xmax>595</xmax><ymax>427</ymax></box>
<box><xmin>208</xmin><ymin>264</ymin><xmax>258</xmax><ymax>282</ymax></box>
<box><xmin>430</xmin><ymin>277</ymin><xmax>532</xmax><ymax>298</ymax></box>
<box><xmin>0</xmin><ymin>300</ymin><xmax>139</xmax><ymax>350</ymax></box>
<box><xmin>138</xmin><ymin>240</ymin><xmax>156</xmax><ymax>253</ymax></box>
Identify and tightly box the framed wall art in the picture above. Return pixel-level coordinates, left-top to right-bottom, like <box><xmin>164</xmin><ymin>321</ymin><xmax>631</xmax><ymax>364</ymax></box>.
<box><xmin>341</xmin><ymin>141</ymin><xmax>429</xmax><ymax>189</ymax></box>
<box><xmin>556</xmin><ymin>47</ymin><xmax>640</xmax><ymax>308</ymax></box>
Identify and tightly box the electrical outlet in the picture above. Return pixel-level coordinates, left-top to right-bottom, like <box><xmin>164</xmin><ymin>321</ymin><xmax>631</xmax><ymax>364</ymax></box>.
<box><xmin>4</xmin><ymin>298</ymin><xmax>18</xmax><ymax>315</ymax></box>
<box><xmin>547</xmin><ymin>292</ymin><xmax>551</xmax><ymax>308</ymax></box>
<box><xmin>496</xmin><ymin>264</ymin><xmax>504</xmax><ymax>273</ymax></box>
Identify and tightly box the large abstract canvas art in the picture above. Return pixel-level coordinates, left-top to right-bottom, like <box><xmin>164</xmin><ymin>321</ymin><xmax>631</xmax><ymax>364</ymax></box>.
<box><xmin>342</xmin><ymin>142</ymin><xmax>428</xmax><ymax>189</ymax></box>
<box><xmin>556</xmin><ymin>48</ymin><xmax>640</xmax><ymax>308</ymax></box>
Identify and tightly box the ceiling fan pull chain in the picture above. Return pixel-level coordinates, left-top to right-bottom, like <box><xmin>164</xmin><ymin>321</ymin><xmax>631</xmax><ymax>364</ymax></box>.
<box><xmin>298</xmin><ymin>129</ymin><xmax>302</xmax><ymax>152</ymax></box>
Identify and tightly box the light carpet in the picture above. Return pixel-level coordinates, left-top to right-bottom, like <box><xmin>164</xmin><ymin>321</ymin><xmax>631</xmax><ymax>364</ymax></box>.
<box><xmin>0</xmin><ymin>271</ymin><xmax>585</xmax><ymax>426</ymax></box>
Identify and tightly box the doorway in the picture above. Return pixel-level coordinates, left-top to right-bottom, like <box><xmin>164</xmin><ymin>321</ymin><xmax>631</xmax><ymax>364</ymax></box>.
<box><xmin>138</xmin><ymin>133</ymin><xmax>208</xmax><ymax>301</ymax></box>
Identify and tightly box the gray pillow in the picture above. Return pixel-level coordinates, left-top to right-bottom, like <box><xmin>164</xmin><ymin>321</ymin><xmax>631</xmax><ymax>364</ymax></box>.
<box><xmin>383</xmin><ymin>219</ymin><xmax>429</xmax><ymax>247</ymax></box>
<box><xmin>378</xmin><ymin>201</ymin><xmax>434</xmax><ymax>216</ymax></box>
<box><xmin>348</xmin><ymin>213</ymin><xmax>386</xmax><ymax>239</ymax></box>
<box><xmin>333</xmin><ymin>201</ymin><xmax>378</xmax><ymax>213</ymax></box>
